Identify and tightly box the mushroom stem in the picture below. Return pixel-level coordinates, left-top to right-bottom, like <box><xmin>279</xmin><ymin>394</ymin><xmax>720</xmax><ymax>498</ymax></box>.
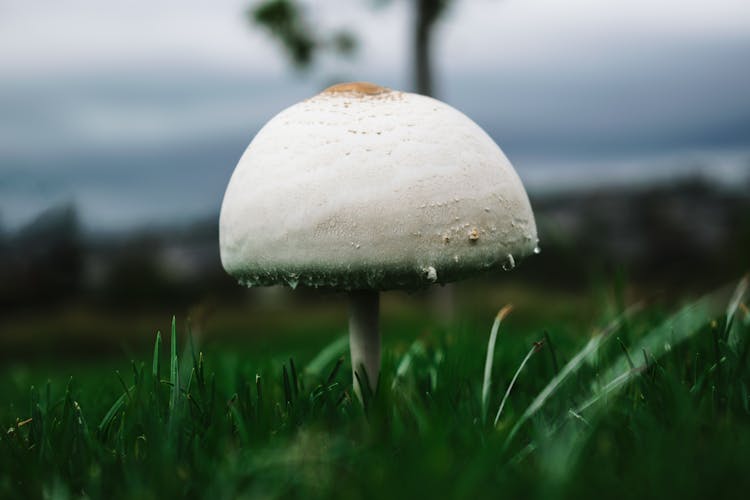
<box><xmin>348</xmin><ymin>290</ymin><xmax>381</xmax><ymax>401</ymax></box>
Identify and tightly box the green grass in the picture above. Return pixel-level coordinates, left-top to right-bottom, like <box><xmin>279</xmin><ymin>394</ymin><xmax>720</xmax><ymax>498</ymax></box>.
<box><xmin>2</xmin><ymin>278</ymin><xmax>750</xmax><ymax>499</ymax></box>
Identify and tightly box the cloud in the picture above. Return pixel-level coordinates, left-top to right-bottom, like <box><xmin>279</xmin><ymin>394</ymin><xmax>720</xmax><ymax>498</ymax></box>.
<box><xmin>2</xmin><ymin>0</ymin><xmax>748</xmax><ymax>78</ymax></box>
<box><xmin>1</xmin><ymin>0</ymin><xmax>748</xmax><ymax>229</ymax></box>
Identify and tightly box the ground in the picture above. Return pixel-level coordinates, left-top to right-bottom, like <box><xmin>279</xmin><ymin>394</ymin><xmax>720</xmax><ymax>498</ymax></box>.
<box><xmin>1</xmin><ymin>279</ymin><xmax>749</xmax><ymax>499</ymax></box>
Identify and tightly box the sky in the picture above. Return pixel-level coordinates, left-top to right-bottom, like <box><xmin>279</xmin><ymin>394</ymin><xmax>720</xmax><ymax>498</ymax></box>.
<box><xmin>1</xmin><ymin>0</ymin><xmax>749</xmax><ymax>231</ymax></box>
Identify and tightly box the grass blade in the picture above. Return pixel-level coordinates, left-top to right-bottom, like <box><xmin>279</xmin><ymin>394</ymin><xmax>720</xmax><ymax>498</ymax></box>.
<box><xmin>391</xmin><ymin>339</ymin><xmax>426</xmax><ymax>389</ymax></box>
<box><xmin>726</xmin><ymin>275</ymin><xmax>749</xmax><ymax>352</ymax></box>
<box><xmin>482</xmin><ymin>305</ymin><xmax>513</xmax><ymax>423</ymax></box>
<box><xmin>169</xmin><ymin>316</ymin><xmax>179</xmax><ymax>414</ymax></box>
<box><xmin>505</xmin><ymin>305</ymin><xmax>638</xmax><ymax>446</ymax></box>
<box><xmin>97</xmin><ymin>391</ymin><xmax>129</xmax><ymax>436</ymax></box>
<box><xmin>290</xmin><ymin>358</ymin><xmax>299</xmax><ymax>397</ymax></box>
<box><xmin>617</xmin><ymin>337</ymin><xmax>635</xmax><ymax>369</ymax></box>
<box><xmin>585</xmin><ymin>282</ymin><xmax>738</xmax><ymax>413</ymax></box>
<box><xmin>543</xmin><ymin>330</ymin><xmax>559</xmax><ymax>374</ymax></box>
<box><xmin>494</xmin><ymin>340</ymin><xmax>544</xmax><ymax>427</ymax></box>
<box><xmin>513</xmin><ymin>282</ymin><xmax>738</xmax><ymax>466</ymax></box>
<box><xmin>114</xmin><ymin>371</ymin><xmax>131</xmax><ymax>403</ymax></box>
<box><xmin>305</xmin><ymin>334</ymin><xmax>349</xmax><ymax>377</ymax></box>
<box><xmin>152</xmin><ymin>331</ymin><xmax>161</xmax><ymax>382</ymax></box>
<box><xmin>326</xmin><ymin>356</ymin><xmax>344</xmax><ymax>385</ymax></box>
<box><xmin>600</xmin><ymin>286</ymin><xmax>732</xmax><ymax>386</ymax></box>
<box><xmin>354</xmin><ymin>366</ymin><xmax>375</xmax><ymax>411</ymax></box>
<box><xmin>282</xmin><ymin>365</ymin><xmax>292</xmax><ymax>406</ymax></box>
<box><xmin>574</xmin><ymin>366</ymin><xmax>645</xmax><ymax>415</ymax></box>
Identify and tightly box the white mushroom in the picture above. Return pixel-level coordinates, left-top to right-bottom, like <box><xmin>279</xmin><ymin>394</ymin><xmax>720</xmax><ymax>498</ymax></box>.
<box><xmin>220</xmin><ymin>82</ymin><xmax>538</xmax><ymax>399</ymax></box>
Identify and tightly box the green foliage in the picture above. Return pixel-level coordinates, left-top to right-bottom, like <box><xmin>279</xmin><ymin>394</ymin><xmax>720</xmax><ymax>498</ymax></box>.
<box><xmin>1</xmin><ymin>279</ymin><xmax>749</xmax><ymax>498</ymax></box>
<box><xmin>251</xmin><ymin>0</ymin><xmax>356</xmax><ymax>69</ymax></box>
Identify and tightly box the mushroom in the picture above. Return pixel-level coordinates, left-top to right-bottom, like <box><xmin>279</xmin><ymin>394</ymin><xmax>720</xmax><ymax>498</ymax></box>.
<box><xmin>219</xmin><ymin>82</ymin><xmax>538</xmax><ymax>399</ymax></box>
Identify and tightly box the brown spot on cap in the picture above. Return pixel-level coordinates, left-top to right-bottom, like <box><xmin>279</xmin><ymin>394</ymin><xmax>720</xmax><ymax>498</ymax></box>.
<box><xmin>322</xmin><ymin>82</ymin><xmax>389</xmax><ymax>96</ymax></box>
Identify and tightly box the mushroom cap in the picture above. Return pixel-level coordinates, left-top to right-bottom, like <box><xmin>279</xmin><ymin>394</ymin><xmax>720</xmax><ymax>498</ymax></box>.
<box><xmin>220</xmin><ymin>82</ymin><xmax>538</xmax><ymax>290</ymax></box>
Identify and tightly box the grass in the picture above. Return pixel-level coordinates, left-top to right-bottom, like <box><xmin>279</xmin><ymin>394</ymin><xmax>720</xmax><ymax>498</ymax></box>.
<box><xmin>1</xmin><ymin>278</ymin><xmax>750</xmax><ymax>499</ymax></box>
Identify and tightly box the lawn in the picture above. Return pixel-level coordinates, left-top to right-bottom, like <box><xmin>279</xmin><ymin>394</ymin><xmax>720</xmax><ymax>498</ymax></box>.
<box><xmin>1</xmin><ymin>278</ymin><xmax>749</xmax><ymax>499</ymax></box>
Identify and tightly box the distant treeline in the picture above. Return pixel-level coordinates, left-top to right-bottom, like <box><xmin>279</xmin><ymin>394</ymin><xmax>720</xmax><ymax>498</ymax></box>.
<box><xmin>523</xmin><ymin>176</ymin><xmax>750</xmax><ymax>291</ymax></box>
<box><xmin>1</xmin><ymin>177</ymin><xmax>749</xmax><ymax>312</ymax></box>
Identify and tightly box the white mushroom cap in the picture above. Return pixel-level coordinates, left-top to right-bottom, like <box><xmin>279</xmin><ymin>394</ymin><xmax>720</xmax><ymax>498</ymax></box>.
<box><xmin>220</xmin><ymin>82</ymin><xmax>538</xmax><ymax>290</ymax></box>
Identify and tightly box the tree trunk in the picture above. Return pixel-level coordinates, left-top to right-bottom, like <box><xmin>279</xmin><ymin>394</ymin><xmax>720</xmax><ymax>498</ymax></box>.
<box><xmin>414</xmin><ymin>0</ymin><xmax>439</xmax><ymax>97</ymax></box>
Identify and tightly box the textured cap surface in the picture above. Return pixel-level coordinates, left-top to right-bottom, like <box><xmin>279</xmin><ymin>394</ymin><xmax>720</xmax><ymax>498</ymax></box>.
<box><xmin>220</xmin><ymin>82</ymin><xmax>538</xmax><ymax>290</ymax></box>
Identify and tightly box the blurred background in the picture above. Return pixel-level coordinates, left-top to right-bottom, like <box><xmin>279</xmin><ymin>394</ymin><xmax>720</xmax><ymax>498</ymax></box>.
<box><xmin>1</xmin><ymin>0</ymin><xmax>749</xmax><ymax>359</ymax></box>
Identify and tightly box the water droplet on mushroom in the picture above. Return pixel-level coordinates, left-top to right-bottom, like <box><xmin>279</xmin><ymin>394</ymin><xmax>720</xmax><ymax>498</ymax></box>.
<box><xmin>533</xmin><ymin>245</ymin><xmax>541</xmax><ymax>255</ymax></box>
<box><xmin>286</xmin><ymin>274</ymin><xmax>300</xmax><ymax>290</ymax></box>
<box><xmin>502</xmin><ymin>254</ymin><xmax>516</xmax><ymax>271</ymax></box>
<box><xmin>424</xmin><ymin>266</ymin><xmax>438</xmax><ymax>283</ymax></box>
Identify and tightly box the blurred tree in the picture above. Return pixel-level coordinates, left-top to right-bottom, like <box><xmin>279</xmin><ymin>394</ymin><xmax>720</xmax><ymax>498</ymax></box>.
<box><xmin>0</xmin><ymin>204</ymin><xmax>83</xmax><ymax>309</ymax></box>
<box><xmin>412</xmin><ymin>0</ymin><xmax>450</xmax><ymax>96</ymax></box>
<box><xmin>252</xmin><ymin>0</ymin><xmax>358</xmax><ymax>69</ymax></box>
<box><xmin>250</xmin><ymin>0</ymin><xmax>452</xmax><ymax>97</ymax></box>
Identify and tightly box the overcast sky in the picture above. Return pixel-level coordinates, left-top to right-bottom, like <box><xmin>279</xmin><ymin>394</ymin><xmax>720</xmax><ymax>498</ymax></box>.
<box><xmin>3</xmin><ymin>1</ymin><xmax>749</xmax><ymax>77</ymax></box>
<box><xmin>1</xmin><ymin>0</ymin><xmax>749</xmax><ymax>230</ymax></box>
